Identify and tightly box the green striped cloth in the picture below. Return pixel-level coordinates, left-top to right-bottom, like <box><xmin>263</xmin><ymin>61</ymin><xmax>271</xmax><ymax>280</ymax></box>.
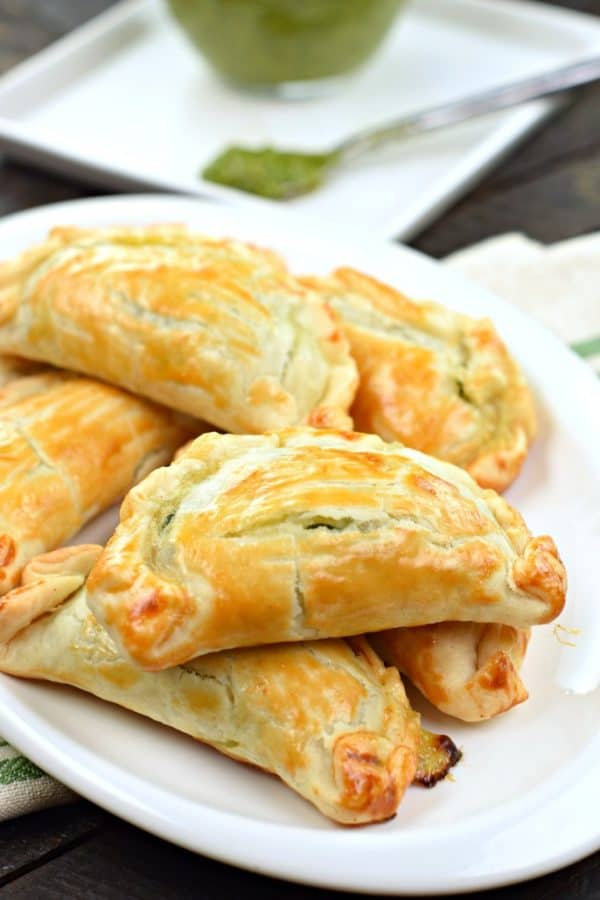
<box><xmin>0</xmin><ymin>739</ymin><xmax>75</xmax><ymax>820</ymax></box>
<box><xmin>0</xmin><ymin>230</ymin><xmax>598</xmax><ymax>822</ymax></box>
<box><xmin>571</xmin><ymin>335</ymin><xmax>600</xmax><ymax>369</ymax></box>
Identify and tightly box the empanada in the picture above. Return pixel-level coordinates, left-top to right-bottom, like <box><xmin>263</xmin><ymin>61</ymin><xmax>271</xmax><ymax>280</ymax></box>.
<box><xmin>302</xmin><ymin>267</ymin><xmax>537</xmax><ymax>491</ymax></box>
<box><xmin>0</xmin><ymin>546</ymin><xmax>422</xmax><ymax>826</ymax></box>
<box><xmin>0</xmin><ymin>368</ymin><xmax>191</xmax><ymax>593</ymax></box>
<box><xmin>86</xmin><ymin>428</ymin><xmax>566</xmax><ymax>670</ymax></box>
<box><xmin>0</xmin><ymin>226</ymin><xmax>357</xmax><ymax>432</ymax></box>
<box><xmin>370</xmin><ymin>623</ymin><xmax>530</xmax><ymax>722</ymax></box>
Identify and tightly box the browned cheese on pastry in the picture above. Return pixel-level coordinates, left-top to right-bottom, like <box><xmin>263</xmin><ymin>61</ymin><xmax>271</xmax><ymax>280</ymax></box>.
<box><xmin>86</xmin><ymin>428</ymin><xmax>566</xmax><ymax>670</ymax></box>
<box><xmin>0</xmin><ymin>226</ymin><xmax>357</xmax><ymax>432</ymax></box>
<box><xmin>301</xmin><ymin>267</ymin><xmax>537</xmax><ymax>491</ymax></box>
<box><xmin>0</xmin><ymin>546</ymin><xmax>421</xmax><ymax>826</ymax></box>
<box><xmin>0</xmin><ymin>368</ymin><xmax>192</xmax><ymax>594</ymax></box>
<box><xmin>370</xmin><ymin>622</ymin><xmax>530</xmax><ymax>722</ymax></box>
<box><xmin>415</xmin><ymin>729</ymin><xmax>462</xmax><ymax>787</ymax></box>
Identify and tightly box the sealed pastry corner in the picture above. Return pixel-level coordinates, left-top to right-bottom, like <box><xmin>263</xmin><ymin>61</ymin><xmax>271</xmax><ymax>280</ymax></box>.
<box><xmin>370</xmin><ymin>622</ymin><xmax>531</xmax><ymax>722</ymax></box>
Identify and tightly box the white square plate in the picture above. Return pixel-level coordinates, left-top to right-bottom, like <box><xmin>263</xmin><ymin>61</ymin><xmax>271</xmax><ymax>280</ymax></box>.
<box><xmin>0</xmin><ymin>0</ymin><xmax>599</xmax><ymax>239</ymax></box>
<box><xmin>0</xmin><ymin>194</ymin><xmax>598</xmax><ymax>895</ymax></box>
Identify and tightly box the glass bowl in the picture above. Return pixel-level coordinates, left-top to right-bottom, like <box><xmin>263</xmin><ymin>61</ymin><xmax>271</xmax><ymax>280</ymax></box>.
<box><xmin>167</xmin><ymin>0</ymin><xmax>406</xmax><ymax>98</ymax></box>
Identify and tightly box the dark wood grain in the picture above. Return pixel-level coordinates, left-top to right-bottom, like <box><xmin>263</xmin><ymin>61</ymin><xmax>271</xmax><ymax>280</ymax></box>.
<box><xmin>476</xmin><ymin>87</ymin><xmax>600</xmax><ymax>190</ymax></box>
<box><xmin>0</xmin><ymin>0</ymin><xmax>113</xmax><ymax>73</ymax></box>
<box><xmin>0</xmin><ymin>161</ymin><xmax>96</xmax><ymax>218</ymax></box>
<box><xmin>0</xmin><ymin>0</ymin><xmax>598</xmax><ymax>897</ymax></box>
<box><xmin>0</xmin><ymin>803</ymin><xmax>104</xmax><ymax>885</ymax></box>
<box><xmin>413</xmin><ymin>138</ymin><xmax>600</xmax><ymax>255</ymax></box>
<box><xmin>1</xmin><ymin>815</ymin><xmax>599</xmax><ymax>900</ymax></box>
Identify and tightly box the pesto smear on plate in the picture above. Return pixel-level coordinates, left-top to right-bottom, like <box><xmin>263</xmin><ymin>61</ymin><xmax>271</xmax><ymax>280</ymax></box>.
<box><xmin>202</xmin><ymin>147</ymin><xmax>340</xmax><ymax>200</ymax></box>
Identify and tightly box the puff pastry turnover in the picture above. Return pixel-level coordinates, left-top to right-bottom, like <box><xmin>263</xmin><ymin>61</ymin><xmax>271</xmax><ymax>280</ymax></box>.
<box><xmin>0</xmin><ymin>546</ymin><xmax>422</xmax><ymax>825</ymax></box>
<box><xmin>0</xmin><ymin>368</ymin><xmax>191</xmax><ymax>594</ymax></box>
<box><xmin>0</xmin><ymin>226</ymin><xmax>357</xmax><ymax>432</ymax></box>
<box><xmin>370</xmin><ymin>622</ymin><xmax>530</xmax><ymax>722</ymax></box>
<box><xmin>302</xmin><ymin>267</ymin><xmax>537</xmax><ymax>491</ymax></box>
<box><xmin>86</xmin><ymin>428</ymin><xmax>566</xmax><ymax>670</ymax></box>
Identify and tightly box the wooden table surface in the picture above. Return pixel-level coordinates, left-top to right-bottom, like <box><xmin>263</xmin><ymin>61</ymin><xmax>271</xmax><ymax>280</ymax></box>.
<box><xmin>0</xmin><ymin>1</ymin><xmax>598</xmax><ymax>897</ymax></box>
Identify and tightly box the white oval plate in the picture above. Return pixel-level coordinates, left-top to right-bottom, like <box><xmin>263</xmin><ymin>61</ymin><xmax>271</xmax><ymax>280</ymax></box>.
<box><xmin>0</xmin><ymin>195</ymin><xmax>598</xmax><ymax>896</ymax></box>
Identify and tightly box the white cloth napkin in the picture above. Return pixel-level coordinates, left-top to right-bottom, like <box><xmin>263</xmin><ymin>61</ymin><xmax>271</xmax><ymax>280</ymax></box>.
<box><xmin>0</xmin><ymin>739</ymin><xmax>76</xmax><ymax>821</ymax></box>
<box><xmin>446</xmin><ymin>232</ymin><xmax>600</xmax><ymax>373</ymax></box>
<box><xmin>1</xmin><ymin>230</ymin><xmax>598</xmax><ymax>823</ymax></box>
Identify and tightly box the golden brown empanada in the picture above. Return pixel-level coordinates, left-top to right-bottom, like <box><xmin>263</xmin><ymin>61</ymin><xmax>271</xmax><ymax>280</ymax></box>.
<box><xmin>370</xmin><ymin>623</ymin><xmax>530</xmax><ymax>722</ymax></box>
<box><xmin>301</xmin><ymin>267</ymin><xmax>537</xmax><ymax>491</ymax></box>
<box><xmin>0</xmin><ymin>546</ymin><xmax>422</xmax><ymax>826</ymax></box>
<box><xmin>0</xmin><ymin>368</ymin><xmax>192</xmax><ymax>594</ymax></box>
<box><xmin>86</xmin><ymin>428</ymin><xmax>566</xmax><ymax>670</ymax></box>
<box><xmin>0</xmin><ymin>226</ymin><xmax>357</xmax><ymax>432</ymax></box>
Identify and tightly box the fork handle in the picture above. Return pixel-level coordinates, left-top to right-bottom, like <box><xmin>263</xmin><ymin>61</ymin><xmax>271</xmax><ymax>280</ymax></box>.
<box><xmin>337</xmin><ymin>56</ymin><xmax>600</xmax><ymax>161</ymax></box>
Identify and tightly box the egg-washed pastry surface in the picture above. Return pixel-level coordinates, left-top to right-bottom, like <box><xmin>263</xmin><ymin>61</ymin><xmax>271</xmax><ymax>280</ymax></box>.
<box><xmin>86</xmin><ymin>428</ymin><xmax>566</xmax><ymax>670</ymax></box>
<box><xmin>371</xmin><ymin>622</ymin><xmax>530</xmax><ymax>722</ymax></box>
<box><xmin>302</xmin><ymin>267</ymin><xmax>537</xmax><ymax>492</ymax></box>
<box><xmin>0</xmin><ymin>368</ymin><xmax>192</xmax><ymax>594</ymax></box>
<box><xmin>0</xmin><ymin>546</ymin><xmax>424</xmax><ymax>826</ymax></box>
<box><xmin>0</xmin><ymin>226</ymin><xmax>357</xmax><ymax>432</ymax></box>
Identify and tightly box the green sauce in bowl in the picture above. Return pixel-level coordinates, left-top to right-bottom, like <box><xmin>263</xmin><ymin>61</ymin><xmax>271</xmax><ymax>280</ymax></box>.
<box><xmin>167</xmin><ymin>0</ymin><xmax>405</xmax><ymax>88</ymax></box>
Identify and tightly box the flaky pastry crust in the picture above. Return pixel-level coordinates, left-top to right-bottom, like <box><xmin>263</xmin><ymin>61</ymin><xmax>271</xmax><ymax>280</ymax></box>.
<box><xmin>301</xmin><ymin>267</ymin><xmax>537</xmax><ymax>491</ymax></box>
<box><xmin>0</xmin><ymin>547</ymin><xmax>420</xmax><ymax>825</ymax></box>
<box><xmin>0</xmin><ymin>226</ymin><xmax>357</xmax><ymax>432</ymax></box>
<box><xmin>86</xmin><ymin>428</ymin><xmax>566</xmax><ymax>670</ymax></box>
<box><xmin>371</xmin><ymin>622</ymin><xmax>530</xmax><ymax>722</ymax></box>
<box><xmin>0</xmin><ymin>368</ymin><xmax>192</xmax><ymax>593</ymax></box>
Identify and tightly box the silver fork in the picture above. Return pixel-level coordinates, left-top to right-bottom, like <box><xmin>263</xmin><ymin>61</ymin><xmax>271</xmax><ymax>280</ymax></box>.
<box><xmin>202</xmin><ymin>56</ymin><xmax>600</xmax><ymax>199</ymax></box>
